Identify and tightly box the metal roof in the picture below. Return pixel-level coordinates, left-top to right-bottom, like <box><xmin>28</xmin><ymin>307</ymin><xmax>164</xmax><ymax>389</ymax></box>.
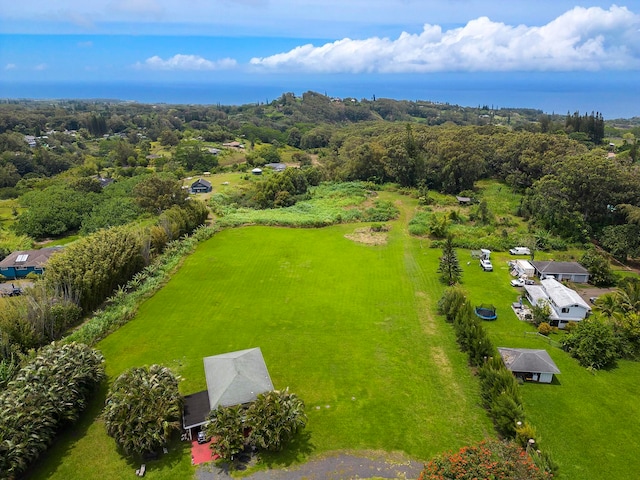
<box><xmin>0</xmin><ymin>247</ymin><xmax>62</xmax><ymax>269</ymax></box>
<box><xmin>540</xmin><ymin>278</ymin><xmax>591</xmax><ymax>309</ymax></box>
<box><xmin>498</xmin><ymin>347</ymin><xmax>561</xmax><ymax>374</ymax></box>
<box><xmin>203</xmin><ymin>347</ymin><xmax>274</xmax><ymax>410</ymax></box>
<box><xmin>531</xmin><ymin>261</ymin><xmax>588</xmax><ymax>275</ymax></box>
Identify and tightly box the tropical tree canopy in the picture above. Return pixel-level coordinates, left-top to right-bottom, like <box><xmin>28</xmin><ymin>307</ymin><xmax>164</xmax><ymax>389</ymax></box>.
<box><xmin>0</xmin><ymin>342</ymin><xmax>105</xmax><ymax>478</ymax></box>
<box><xmin>104</xmin><ymin>364</ymin><xmax>182</xmax><ymax>456</ymax></box>
<box><xmin>247</xmin><ymin>388</ymin><xmax>307</xmax><ymax>451</ymax></box>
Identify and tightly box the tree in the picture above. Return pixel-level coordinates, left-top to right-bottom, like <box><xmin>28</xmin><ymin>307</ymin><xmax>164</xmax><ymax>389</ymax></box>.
<box><xmin>247</xmin><ymin>389</ymin><xmax>307</xmax><ymax>451</ymax></box>
<box><xmin>437</xmin><ymin>236</ymin><xmax>462</xmax><ymax>285</ymax></box>
<box><xmin>204</xmin><ymin>405</ymin><xmax>246</xmax><ymax>461</ymax></box>
<box><xmin>104</xmin><ymin>365</ymin><xmax>182</xmax><ymax>456</ymax></box>
<box><xmin>562</xmin><ymin>318</ymin><xmax>620</xmax><ymax>369</ymax></box>
<box><xmin>580</xmin><ymin>249</ymin><xmax>616</xmax><ymax>287</ymax></box>
<box><xmin>134</xmin><ymin>174</ymin><xmax>187</xmax><ymax>214</ymax></box>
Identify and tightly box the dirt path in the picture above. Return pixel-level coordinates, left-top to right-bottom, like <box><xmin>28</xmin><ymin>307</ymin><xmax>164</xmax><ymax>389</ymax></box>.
<box><xmin>196</xmin><ymin>451</ymin><xmax>424</xmax><ymax>480</ymax></box>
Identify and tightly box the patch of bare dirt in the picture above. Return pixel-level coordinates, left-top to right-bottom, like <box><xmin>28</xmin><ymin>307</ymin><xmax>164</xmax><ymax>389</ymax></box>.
<box><xmin>344</xmin><ymin>227</ymin><xmax>389</xmax><ymax>246</ymax></box>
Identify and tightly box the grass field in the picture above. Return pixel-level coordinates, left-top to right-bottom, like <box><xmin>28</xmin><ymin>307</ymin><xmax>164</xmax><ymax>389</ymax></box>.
<box><xmin>27</xmin><ymin>197</ymin><xmax>494</xmax><ymax>479</ymax></box>
<box><xmin>24</xmin><ymin>184</ymin><xmax>640</xmax><ymax>480</ymax></box>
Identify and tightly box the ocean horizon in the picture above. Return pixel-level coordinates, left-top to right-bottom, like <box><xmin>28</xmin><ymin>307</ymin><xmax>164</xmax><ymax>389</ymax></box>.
<box><xmin>1</xmin><ymin>72</ymin><xmax>639</xmax><ymax>119</ymax></box>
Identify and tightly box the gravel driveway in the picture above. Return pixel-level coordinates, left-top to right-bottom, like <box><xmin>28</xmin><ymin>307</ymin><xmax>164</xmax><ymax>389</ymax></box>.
<box><xmin>196</xmin><ymin>451</ymin><xmax>424</xmax><ymax>480</ymax></box>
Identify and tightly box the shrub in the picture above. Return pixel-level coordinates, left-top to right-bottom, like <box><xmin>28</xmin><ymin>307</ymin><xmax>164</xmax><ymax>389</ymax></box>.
<box><xmin>420</xmin><ymin>439</ymin><xmax>552</xmax><ymax>480</ymax></box>
<box><xmin>562</xmin><ymin>317</ymin><xmax>620</xmax><ymax>369</ymax></box>
<box><xmin>538</xmin><ymin>322</ymin><xmax>552</xmax><ymax>336</ymax></box>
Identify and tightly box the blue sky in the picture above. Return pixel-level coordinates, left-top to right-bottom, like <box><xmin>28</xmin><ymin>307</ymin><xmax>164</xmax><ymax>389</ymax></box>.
<box><xmin>0</xmin><ymin>1</ymin><xmax>639</xmax><ymax>115</ymax></box>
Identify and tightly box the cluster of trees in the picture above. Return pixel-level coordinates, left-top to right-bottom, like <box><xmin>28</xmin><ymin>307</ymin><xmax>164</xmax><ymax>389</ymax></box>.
<box><xmin>0</xmin><ymin>342</ymin><xmax>105</xmax><ymax>479</ymax></box>
<box><xmin>205</xmin><ymin>388</ymin><xmax>307</xmax><ymax>461</ymax></box>
<box><xmin>12</xmin><ymin>173</ymin><xmax>192</xmax><ymax>240</ymax></box>
<box><xmin>0</xmin><ymin>194</ymin><xmax>208</xmax><ymax>368</ymax></box>
<box><xmin>104</xmin><ymin>365</ymin><xmax>182</xmax><ymax>456</ymax></box>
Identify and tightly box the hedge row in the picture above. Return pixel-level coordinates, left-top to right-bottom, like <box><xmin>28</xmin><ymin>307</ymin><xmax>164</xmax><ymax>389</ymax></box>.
<box><xmin>437</xmin><ymin>286</ymin><xmax>557</xmax><ymax>475</ymax></box>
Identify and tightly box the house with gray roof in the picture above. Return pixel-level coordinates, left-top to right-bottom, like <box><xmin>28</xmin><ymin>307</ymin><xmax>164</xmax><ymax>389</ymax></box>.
<box><xmin>531</xmin><ymin>261</ymin><xmax>589</xmax><ymax>283</ymax></box>
<box><xmin>524</xmin><ymin>278</ymin><xmax>591</xmax><ymax>328</ymax></box>
<box><xmin>0</xmin><ymin>247</ymin><xmax>62</xmax><ymax>279</ymax></box>
<box><xmin>190</xmin><ymin>178</ymin><xmax>212</xmax><ymax>194</ymax></box>
<box><xmin>498</xmin><ymin>347</ymin><xmax>561</xmax><ymax>383</ymax></box>
<box><xmin>182</xmin><ymin>347</ymin><xmax>274</xmax><ymax>438</ymax></box>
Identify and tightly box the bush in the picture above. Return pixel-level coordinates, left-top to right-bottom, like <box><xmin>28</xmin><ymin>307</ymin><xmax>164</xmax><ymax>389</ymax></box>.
<box><xmin>562</xmin><ymin>318</ymin><xmax>621</xmax><ymax>369</ymax></box>
<box><xmin>420</xmin><ymin>439</ymin><xmax>552</xmax><ymax>480</ymax></box>
<box><xmin>538</xmin><ymin>322</ymin><xmax>552</xmax><ymax>336</ymax></box>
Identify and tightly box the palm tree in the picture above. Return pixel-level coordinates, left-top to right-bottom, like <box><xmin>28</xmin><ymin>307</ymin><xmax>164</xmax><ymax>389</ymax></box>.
<box><xmin>204</xmin><ymin>404</ymin><xmax>246</xmax><ymax>461</ymax></box>
<box><xmin>104</xmin><ymin>365</ymin><xmax>182</xmax><ymax>456</ymax></box>
<box><xmin>247</xmin><ymin>389</ymin><xmax>307</xmax><ymax>451</ymax></box>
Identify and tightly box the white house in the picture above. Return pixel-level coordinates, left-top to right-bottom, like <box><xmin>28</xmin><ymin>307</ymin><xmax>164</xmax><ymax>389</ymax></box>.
<box><xmin>523</xmin><ymin>278</ymin><xmax>591</xmax><ymax>328</ymax></box>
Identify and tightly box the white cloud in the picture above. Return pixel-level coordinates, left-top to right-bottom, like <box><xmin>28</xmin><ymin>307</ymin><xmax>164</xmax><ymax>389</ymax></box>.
<box><xmin>5</xmin><ymin>63</ymin><xmax>17</xmax><ymax>70</ymax></box>
<box><xmin>135</xmin><ymin>54</ymin><xmax>237</xmax><ymax>71</ymax></box>
<box><xmin>34</xmin><ymin>63</ymin><xmax>47</xmax><ymax>71</ymax></box>
<box><xmin>250</xmin><ymin>6</ymin><xmax>640</xmax><ymax>73</ymax></box>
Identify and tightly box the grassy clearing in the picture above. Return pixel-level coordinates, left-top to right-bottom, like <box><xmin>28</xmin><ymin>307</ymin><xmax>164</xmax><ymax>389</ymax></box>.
<box><xmin>28</xmin><ymin>200</ymin><xmax>493</xmax><ymax>480</ymax></box>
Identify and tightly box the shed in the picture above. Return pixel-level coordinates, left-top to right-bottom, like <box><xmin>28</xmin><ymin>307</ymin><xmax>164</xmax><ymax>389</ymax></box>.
<box><xmin>456</xmin><ymin>196</ymin><xmax>472</xmax><ymax>205</ymax></box>
<box><xmin>251</xmin><ymin>168</ymin><xmax>263</xmax><ymax>175</ymax></box>
<box><xmin>531</xmin><ymin>261</ymin><xmax>589</xmax><ymax>283</ymax></box>
<box><xmin>190</xmin><ymin>178</ymin><xmax>212</xmax><ymax>194</ymax></box>
<box><xmin>498</xmin><ymin>347</ymin><xmax>560</xmax><ymax>383</ymax></box>
<box><xmin>0</xmin><ymin>247</ymin><xmax>62</xmax><ymax>279</ymax></box>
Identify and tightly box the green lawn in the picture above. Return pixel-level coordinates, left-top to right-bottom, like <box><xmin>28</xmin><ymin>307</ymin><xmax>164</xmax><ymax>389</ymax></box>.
<box><xmin>25</xmin><ymin>189</ymin><xmax>640</xmax><ymax>480</ymax></box>
<box><xmin>28</xmin><ymin>201</ymin><xmax>493</xmax><ymax>479</ymax></box>
<box><xmin>460</xmin><ymin>251</ymin><xmax>640</xmax><ymax>480</ymax></box>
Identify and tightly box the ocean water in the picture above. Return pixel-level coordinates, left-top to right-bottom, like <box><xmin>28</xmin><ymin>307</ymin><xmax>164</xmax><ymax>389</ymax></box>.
<box><xmin>1</xmin><ymin>72</ymin><xmax>638</xmax><ymax>119</ymax></box>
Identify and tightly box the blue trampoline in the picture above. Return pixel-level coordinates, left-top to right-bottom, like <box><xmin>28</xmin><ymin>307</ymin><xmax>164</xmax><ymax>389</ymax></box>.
<box><xmin>475</xmin><ymin>304</ymin><xmax>497</xmax><ymax>320</ymax></box>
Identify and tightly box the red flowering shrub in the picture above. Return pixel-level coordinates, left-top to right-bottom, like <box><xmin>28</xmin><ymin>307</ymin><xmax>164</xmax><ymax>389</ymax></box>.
<box><xmin>420</xmin><ymin>439</ymin><xmax>552</xmax><ymax>480</ymax></box>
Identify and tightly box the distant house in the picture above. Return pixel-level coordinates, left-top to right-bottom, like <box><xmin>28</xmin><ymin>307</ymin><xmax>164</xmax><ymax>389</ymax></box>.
<box><xmin>456</xmin><ymin>196</ymin><xmax>472</xmax><ymax>205</ymax></box>
<box><xmin>530</xmin><ymin>261</ymin><xmax>589</xmax><ymax>283</ymax></box>
<box><xmin>24</xmin><ymin>135</ymin><xmax>37</xmax><ymax>148</ymax></box>
<box><xmin>0</xmin><ymin>247</ymin><xmax>62</xmax><ymax>279</ymax></box>
<box><xmin>97</xmin><ymin>176</ymin><xmax>114</xmax><ymax>188</ymax></box>
<box><xmin>222</xmin><ymin>141</ymin><xmax>244</xmax><ymax>148</ymax></box>
<box><xmin>190</xmin><ymin>178</ymin><xmax>212</xmax><ymax>194</ymax></box>
<box><xmin>264</xmin><ymin>163</ymin><xmax>287</xmax><ymax>172</ymax></box>
<box><xmin>524</xmin><ymin>278</ymin><xmax>591</xmax><ymax>328</ymax></box>
<box><xmin>251</xmin><ymin>168</ymin><xmax>263</xmax><ymax>175</ymax></box>
<box><xmin>498</xmin><ymin>347</ymin><xmax>560</xmax><ymax>383</ymax></box>
<box><xmin>182</xmin><ymin>347</ymin><xmax>274</xmax><ymax>439</ymax></box>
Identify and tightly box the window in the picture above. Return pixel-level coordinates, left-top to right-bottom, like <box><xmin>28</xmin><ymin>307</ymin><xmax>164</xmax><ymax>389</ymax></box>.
<box><xmin>561</xmin><ymin>307</ymin><xmax>570</xmax><ymax>313</ymax></box>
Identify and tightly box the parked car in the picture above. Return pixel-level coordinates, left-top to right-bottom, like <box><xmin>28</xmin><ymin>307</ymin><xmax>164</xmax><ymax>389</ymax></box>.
<box><xmin>510</xmin><ymin>278</ymin><xmax>535</xmax><ymax>287</ymax></box>
<box><xmin>480</xmin><ymin>258</ymin><xmax>493</xmax><ymax>271</ymax></box>
<box><xmin>197</xmin><ymin>430</ymin><xmax>209</xmax><ymax>444</ymax></box>
<box><xmin>509</xmin><ymin>247</ymin><xmax>531</xmax><ymax>255</ymax></box>
<box><xmin>589</xmin><ymin>296</ymin><xmax>598</xmax><ymax>304</ymax></box>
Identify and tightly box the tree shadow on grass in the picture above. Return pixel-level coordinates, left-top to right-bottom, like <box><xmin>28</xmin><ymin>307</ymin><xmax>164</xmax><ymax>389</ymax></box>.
<box><xmin>255</xmin><ymin>431</ymin><xmax>315</xmax><ymax>470</ymax></box>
